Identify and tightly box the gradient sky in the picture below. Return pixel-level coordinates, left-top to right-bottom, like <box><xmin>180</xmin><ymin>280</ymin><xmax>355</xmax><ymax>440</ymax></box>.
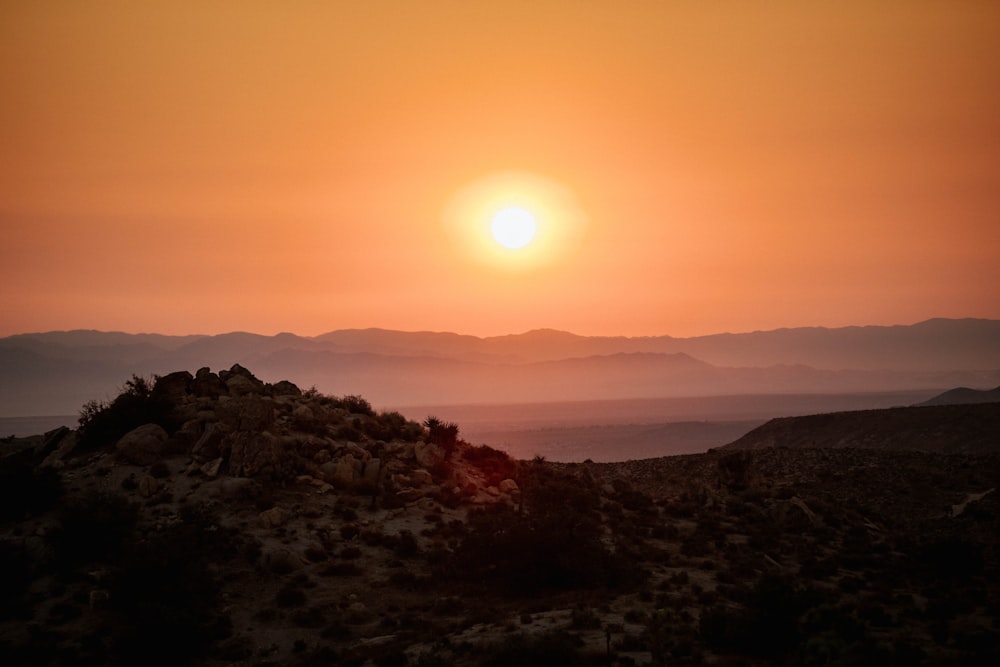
<box><xmin>2</xmin><ymin>1</ymin><xmax>998</xmax><ymax>338</ymax></box>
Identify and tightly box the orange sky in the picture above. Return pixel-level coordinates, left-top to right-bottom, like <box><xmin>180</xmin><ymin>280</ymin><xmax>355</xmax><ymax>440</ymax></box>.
<box><xmin>2</xmin><ymin>1</ymin><xmax>998</xmax><ymax>338</ymax></box>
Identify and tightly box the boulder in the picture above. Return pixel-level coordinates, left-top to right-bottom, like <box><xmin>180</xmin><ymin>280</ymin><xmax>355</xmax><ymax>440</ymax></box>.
<box><xmin>151</xmin><ymin>370</ymin><xmax>192</xmax><ymax>402</ymax></box>
<box><xmin>34</xmin><ymin>426</ymin><xmax>70</xmax><ymax>461</ymax></box>
<box><xmin>271</xmin><ymin>380</ymin><xmax>302</xmax><ymax>397</ymax></box>
<box><xmin>200</xmin><ymin>457</ymin><xmax>223</xmax><ymax>477</ymax></box>
<box><xmin>216</xmin><ymin>395</ymin><xmax>274</xmax><ymax>431</ymax></box>
<box><xmin>225</xmin><ymin>431</ymin><xmax>285</xmax><ymax>478</ymax></box>
<box><xmin>220</xmin><ymin>364</ymin><xmax>265</xmax><ymax>396</ymax></box>
<box><xmin>409</xmin><ymin>469</ymin><xmax>434</xmax><ymax>487</ymax></box>
<box><xmin>116</xmin><ymin>424</ymin><xmax>169</xmax><ymax>465</ymax></box>
<box><xmin>191</xmin><ymin>368</ymin><xmax>225</xmax><ymax>398</ymax></box>
<box><xmin>498</xmin><ymin>478</ymin><xmax>520</xmax><ymax>494</ymax></box>
<box><xmin>40</xmin><ymin>430</ymin><xmax>78</xmax><ymax>469</ymax></box>
<box><xmin>192</xmin><ymin>422</ymin><xmax>227</xmax><ymax>461</ymax></box>
<box><xmin>320</xmin><ymin>456</ymin><xmax>362</xmax><ymax>486</ymax></box>
<box><xmin>414</xmin><ymin>441</ymin><xmax>445</xmax><ymax>468</ymax></box>
<box><xmin>170</xmin><ymin>418</ymin><xmax>203</xmax><ymax>453</ymax></box>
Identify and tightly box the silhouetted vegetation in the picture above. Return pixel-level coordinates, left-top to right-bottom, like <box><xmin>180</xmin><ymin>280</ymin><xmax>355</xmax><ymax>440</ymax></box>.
<box><xmin>0</xmin><ymin>457</ymin><xmax>62</xmax><ymax>523</ymax></box>
<box><xmin>76</xmin><ymin>374</ymin><xmax>180</xmax><ymax>450</ymax></box>
<box><xmin>447</xmin><ymin>465</ymin><xmax>638</xmax><ymax>593</ymax></box>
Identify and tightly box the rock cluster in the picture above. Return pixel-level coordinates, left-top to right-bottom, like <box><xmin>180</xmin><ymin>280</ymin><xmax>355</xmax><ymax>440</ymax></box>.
<box><xmin>86</xmin><ymin>365</ymin><xmax>519</xmax><ymax>507</ymax></box>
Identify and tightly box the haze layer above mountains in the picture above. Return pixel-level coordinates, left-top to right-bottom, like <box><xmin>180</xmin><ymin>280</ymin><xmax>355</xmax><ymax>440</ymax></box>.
<box><xmin>2</xmin><ymin>318</ymin><xmax>999</xmax><ymax>417</ymax></box>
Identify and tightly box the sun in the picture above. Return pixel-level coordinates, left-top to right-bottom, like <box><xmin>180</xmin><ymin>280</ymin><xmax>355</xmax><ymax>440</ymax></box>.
<box><xmin>490</xmin><ymin>206</ymin><xmax>537</xmax><ymax>249</ymax></box>
<box><xmin>442</xmin><ymin>171</ymin><xmax>588</xmax><ymax>271</ymax></box>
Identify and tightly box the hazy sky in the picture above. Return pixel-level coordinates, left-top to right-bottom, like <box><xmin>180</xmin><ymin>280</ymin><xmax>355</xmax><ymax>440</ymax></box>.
<box><xmin>2</xmin><ymin>1</ymin><xmax>998</xmax><ymax>338</ymax></box>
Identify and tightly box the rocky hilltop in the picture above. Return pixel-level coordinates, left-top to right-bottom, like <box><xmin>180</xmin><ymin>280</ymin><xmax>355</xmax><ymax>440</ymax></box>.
<box><xmin>2</xmin><ymin>367</ymin><xmax>999</xmax><ymax>665</ymax></box>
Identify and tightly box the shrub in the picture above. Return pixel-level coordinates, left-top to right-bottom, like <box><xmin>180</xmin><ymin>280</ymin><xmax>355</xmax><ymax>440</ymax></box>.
<box><xmin>447</xmin><ymin>468</ymin><xmax>639</xmax><ymax>593</ymax></box>
<box><xmin>481</xmin><ymin>631</ymin><xmax>587</xmax><ymax>667</ymax></box>
<box><xmin>333</xmin><ymin>395</ymin><xmax>375</xmax><ymax>417</ymax></box>
<box><xmin>463</xmin><ymin>444</ymin><xmax>517</xmax><ymax>486</ymax></box>
<box><xmin>50</xmin><ymin>491</ymin><xmax>138</xmax><ymax>570</ymax></box>
<box><xmin>109</xmin><ymin>517</ymin><xmax>227</xmax><ymax>664</ymax></box>
<box><xmin>0</xmin><ymin>457</ymin><xmax>62</xmax><ymax>524</ymax></box>
<box><xmin>76</xmin><ymin>374</ymin><xmax>180</xmax><ymax>450</ymax></box>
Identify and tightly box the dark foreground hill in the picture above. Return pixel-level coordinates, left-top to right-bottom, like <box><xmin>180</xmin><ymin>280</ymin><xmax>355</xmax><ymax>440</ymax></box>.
<box><xmin>2</xmin><ymin>367</ymin><xmax>999</xmax><ymax>665</ymax></box>
<box><xmin>722</xmin><ymin>402</ymin><xmax>1000</xmax><ymax>454</ymax></box>
<box><xmin>919</xmin><ymin>385</ymin><xmax>1000</xmax><ymax>407</ymax></box>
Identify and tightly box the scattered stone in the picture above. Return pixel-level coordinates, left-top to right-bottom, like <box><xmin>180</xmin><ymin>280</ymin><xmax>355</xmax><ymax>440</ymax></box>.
<box><xmin>259</xmin><ymin>507</ymin><xmax>291</xmax><ymax>528</ymax></box>
<box><xmin>498</xmin><ymin>478</ymin><xmax>519</xmax><ymax>494</ymax></box>
<box><xmin>89</xmin><ymin>589</ymin><xmax>111</xmax><ymax>610</ymax></box>
<box><xmin>138</xmin><ymin>475</ymin><xmax>160</xmax><ymax>498</ymax></box>
<box><xmin>200</xmin><ymin>457</ymin><xmax>223</xmax><ymax>477</ymax></box>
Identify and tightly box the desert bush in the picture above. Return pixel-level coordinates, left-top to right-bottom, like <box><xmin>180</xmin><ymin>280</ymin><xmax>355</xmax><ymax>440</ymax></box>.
<box><xmin>423</xmin><ymin>416</ymin><xmax>460</xmax><ymax>456</ymax></box>
<box><xmin>276</xmin><ymin>585</ymin><xmax>308</xmax><ymax>608</ymax></box>
<box><xmin>109</xmin><ymin>516</ymin><xmax>227</xmax><ymax>664</ymax></box>
<box><xmin>0</xmin><ymin>457</ymin><xmax>62</xmax><ymax>523</ymax></box>
<box><xmin>50</xmin><ymin>490</ymin><xmax>138</xmax><ymax>570</ymax></box>
<box><xmin>332</xmin><ymin>394</ymin><xmax>375</xmax><ymax>417</ymax></box>
<box><xmin>463</xmin><ymin>444</ymin><xmax>517</xmax><ymax>486</ymax></box>
<box><xmin>77</xmin><ymin>374</ymin><xmax>180</xmax><ymax>450</ymax></box>
<box><xmin>364</xmin><ymin>410</ymin><xmax>423</xmax><ymax>441</ymax></box>
<box><xmin>699</xmin><ymin>573</ymin><xmax>821</xmax><ymax>659</ymax></box>
<box><xmin>447</xmin><ymin>468</ymin><xmax>639</xmax><ymax>593</ymax></box>
<box><xmin>0</xmin><ymin>541</ymin><xmax>32</xmax><ymax>619</ymax></box>
<box><xmin>481</xmin><ymin>631</ymin><xmax>587</xmax><ymax>667</ymax></box>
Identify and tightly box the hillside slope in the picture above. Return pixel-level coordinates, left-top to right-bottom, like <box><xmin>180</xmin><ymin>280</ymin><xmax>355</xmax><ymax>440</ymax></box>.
<box><xmin>2</xmin><ymin>367</ymin><xmax>999</xmax><ymax>665</ymax></box>
<box><xmin>722</xmin><ymin>402</ymin><xmax>1000</xmax><ymax>453</ymax></box>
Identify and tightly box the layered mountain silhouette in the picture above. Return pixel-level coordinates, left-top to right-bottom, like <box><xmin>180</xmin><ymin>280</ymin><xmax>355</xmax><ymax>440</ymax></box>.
<box><xmin>2</xmin><ymin>318</ymin><xmax>999</xmax><ymax>416</ymax></box>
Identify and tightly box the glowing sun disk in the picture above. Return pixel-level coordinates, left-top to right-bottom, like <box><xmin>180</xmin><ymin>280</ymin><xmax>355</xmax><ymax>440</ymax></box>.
<box><xmin>491</xmin><ymin>207</ymin><xmax>537</xmax><ymax>248</ymax></box>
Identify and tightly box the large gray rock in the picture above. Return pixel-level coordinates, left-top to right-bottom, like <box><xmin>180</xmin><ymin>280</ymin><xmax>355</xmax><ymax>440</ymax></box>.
<box><xmin>414</xmin><ymin>441</ymin><xmax>445</xmax><ymax>468</ymax></box>
<box><xmin>320</xmin><ymin>456</ymin><xmax>362</xmax><ymax>486</ymax></box>
<box><xmin>191</xmin><ymin>422</ymin><xmax>227</xmax><ymax>461</ymax></box>
<box><xmin>216</xmin><ymin>395</ymin><xmax>274</xmax><ymax>431</ymax></box>
<box><xmin>151</xmin><ymin>370</ymin><xmax>192</xmax><ymax>402</ymax></box>
<box><xmin>220</xmin><ymin>364</ymin><xmax>265</xmax><ymax>396</ymax></box>
<box><xmin>191</xmin><ymin>367</ymin><xmax>225</xmax><ymax>398</ymax></box>
<box><xmin>225</xmin><ymin>431</ymin><xmax>285</xmax><ymax>478</ymax></box>
<box><xmin>116</xmin><ymin>424</ymin><xmax>169</xmax><ymax>465</ymax></box>
<box><xmin>271</xmin><ymin>380</ymin><xmax>301</xmax><ymax>397</ymax></box>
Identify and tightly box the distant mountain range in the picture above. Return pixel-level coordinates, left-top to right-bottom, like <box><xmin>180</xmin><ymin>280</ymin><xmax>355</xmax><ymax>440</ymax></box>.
<box><xmin>1</xmin><ymin>318</ymin><xmax>999</xmax><ymax>417</ymax></box>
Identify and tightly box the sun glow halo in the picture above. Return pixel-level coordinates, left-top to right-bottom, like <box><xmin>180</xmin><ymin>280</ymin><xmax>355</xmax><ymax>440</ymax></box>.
<box><xmin>443</xmin><ymin>172</ymin><xmax>587</xmax><ymax>271</ymax></box>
